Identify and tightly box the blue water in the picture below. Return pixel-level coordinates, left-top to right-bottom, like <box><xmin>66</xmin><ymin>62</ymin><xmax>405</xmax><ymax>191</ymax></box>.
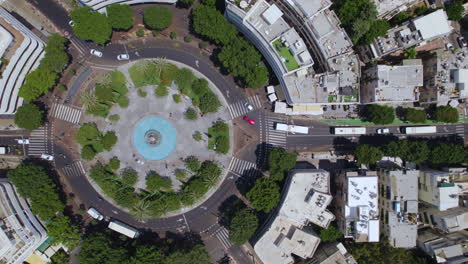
<box><xmin>132</xmin><ymin>117</ymin><xmax>177</xmax><ymax>160</ymax></box>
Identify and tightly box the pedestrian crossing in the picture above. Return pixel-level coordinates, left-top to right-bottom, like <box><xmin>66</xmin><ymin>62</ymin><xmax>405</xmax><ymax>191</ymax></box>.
<box><xmin>455</xmin><ymin>124</ymin><xmax>464</xmax><ymax>138</ymax></box>
<box><xmin>266</xmin><ymin>115</ymin><xmax>287</xmax><ymax>147</ymax></box>
<box><xmin>213</xmin><ymin>226</ymin><xmax>233</xmax><ymax>250</ymax></box>
<box><xmin>50</xmin><ymin>103</ymin><xmax>82</xmax><ymax>124</ymax></box>
<box><xmin>28</xmin><ymin>125</ymin><xmax>50</xmax><ymax>156</ymax></box>
<box><xmin>227</xmin><ymin>157</ymin><xmax>259</xmax><ymax>178</ymax></box>
<box><xmin>61</xmin><ymin>161</ymin><xmax>86</xmax><ymax>178</ymax></box>
<box><xmin>227</xmin><ymin>95</ymin><xmax>262</xmax><ymax>119</ymax></box>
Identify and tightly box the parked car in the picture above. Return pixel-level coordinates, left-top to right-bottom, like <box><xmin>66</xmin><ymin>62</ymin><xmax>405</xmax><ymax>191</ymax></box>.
<box><xmin>457</xmin><ymin>37</ymin><xmax>467</xmax><ymax>48</ymax></box>
<box><xmin>377</xmin><ymin>128</ymin><xmax>390</xmax><ymax>134</ymax></box>
<box><xmin>40</xmin><ymin>154</ymin><xmax>54</xmax><ymax>161</ymax></box>
<box><xmin>243</xmin><ymin>115</ymin><xmax>255</xmax><ymax>125</ymax></box>
<box><xmin>90</xmin><ymin>49</ymin><xmax>103</xmax><ymax>57</ymax></box>
<box><xmin>87</xmin><ymin>207</ymin><xmax>104</xmax><ymax>221</ymax></box>
<box><xmin>16</xmin><ymin>139</ymin><xmax>29</xmax><ymax>144</ymax></box>
<box><xmin>117</xmin><ymin>54</ymin><xmax>129</xmax><ymax>60</ymax></box>
<box><xmin>446</xmin><ymin>42</ymin><xmax>454</xmax><ymax>50</ymax></box>
<box><xmin>244</xmin><ymin>103</ymin><xmax>254</xmax><ymax>111</ymax></box>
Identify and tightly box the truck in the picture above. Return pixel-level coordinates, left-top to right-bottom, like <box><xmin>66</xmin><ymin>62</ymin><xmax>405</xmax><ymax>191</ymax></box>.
<box><xmin>108</xmin><ymin>220</ymin><xmax>139</xmax><ymax>238</ymax></box>
<box><xmin>400</xmin><ymin>126</ymin><xmax>437</xmax><ymax>134</ymax></box>
<box><xmin>275</xmin><ymin>123</ymin><xmax>309</xmax><ymax>134</ymax></box>
<box><xmin>332</xmin><ymin>127</ymin><xmax>366</xmax><ymax>135</ymax></box>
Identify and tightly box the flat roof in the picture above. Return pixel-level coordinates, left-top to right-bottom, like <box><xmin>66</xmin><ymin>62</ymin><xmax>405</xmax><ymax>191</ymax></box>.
<box><xmin>388</xmin><ymin>212</ymin><xmax>417</xmax><ymax>248</ymax></box>
<box><xmin>246</xmin><ymin>0</ymin><xmax>290</xmax><ymax>43</ymax></box>
<box><xmin>347</xmin><ymin>176</ymin><xmax>378</xmax><ymax>208</ymax></box>
<box><xmin>0</xmin><ymin>25</ymin><xmax>12</xmax><ymax>59</ymax></box>
<box><xmin>373</xmin><ymin>0</ymin><xmax>417</xmax><ymax>17</ymax></box>
<box><xmin>388</xmin><ymin>170</ymin><xmax>419</xmax><ymax>202</ymax></box>
<box><xmin>290</xmin><ymin>0</ymin><xmax>331</xmax><ymax>18</ymax></box>
<box><xmin>262</xmin><ymin>4</ymin><xmax>283</xmax><ymax>25</ymax></box>
<box><xmin>412</xmin><ymin>9</ymin><xmax>452</xmax><ymax>40</ymax></box>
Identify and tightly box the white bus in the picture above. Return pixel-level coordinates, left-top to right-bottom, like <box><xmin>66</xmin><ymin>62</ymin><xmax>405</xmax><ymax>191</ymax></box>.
<box><xmin>400</xmin><ymin>126</ymin><xmax>437</xmax><ymax>134</ymax></box>
<box><xmin>332</xmin><ymin>127</ymin><xmax>366</xmax><ymax>135</ymax></box>
<box><xmin>275</xmin><ymin>123</ymin><xmax>309</xmax><ymax>134</ymax></box>
<box><xmin>108</xmin><ymin>220</ymin><xmax>139</xmax><ymax>238</ymax></box>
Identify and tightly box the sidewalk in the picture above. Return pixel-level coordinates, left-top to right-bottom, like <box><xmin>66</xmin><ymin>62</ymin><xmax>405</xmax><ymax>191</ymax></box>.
<box><xmin>320</xmin><ymin>116</ymin><xmax>468</xmax><ymax>126</ymax></box>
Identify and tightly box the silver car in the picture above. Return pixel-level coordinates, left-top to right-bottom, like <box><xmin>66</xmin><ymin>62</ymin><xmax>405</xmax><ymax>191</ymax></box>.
<box><xmin>90</xmin><ymin>49</ymin><xmax>103</xmax><ymax>57</ymax></box>
<box><xmin>117</xmin><ymin>54</ymin><xmax>129</xmax><ymax>60</ymax></box>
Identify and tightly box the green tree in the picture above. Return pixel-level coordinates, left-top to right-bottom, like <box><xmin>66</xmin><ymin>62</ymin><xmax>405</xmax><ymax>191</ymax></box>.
<box><xmin>246</xmin><ymin>178</ymin><xmax>280</xmax><ymax>213</ymax></box>
<box><xmin>404</xmin><ymin>141</ymin><xmax>429</xmax><ymax>164</ymax></box>
<box><xmin>131</xmin><ymin>245</ymin><xmax>164</xmax><ymax>264</ymax></box>
<box><xmin>14</xmin><ymin>104</ymin><xmax>43</xmax><ymax>130</ymax></box>
<box><xmin>107</xmin><ymin>157</ymin><xmax>120</xmax><ymax>171</ymax></box>
<box><xmin>175</xmin><ymin>169</ymin><xmax>187</xmax><ymax>180</ymax></box>
<box><xmin>383</xmin><ymin>140</ymin><xmax>407</xmax><ymax>158</ymax></box>
<box><xmin>392</xmin><ymin>12</ymin><xmax>409</xmax><ymax>24</ymax></box>
<box><xmin>131</xmin><ymin>199</ymin><xmax>152</xmax><ymax>222</ymax></box>
<box><xmin>117</xmin><ymin>96</ymin><xmax>129</xmax><ymax>108</ymax></box>
<box><xmin>19</xmin><ymin>67</ymin><xmax>58</xmax><ymax>102</ymax></box>
<box><xmin>191</xmin><ymin>78</ymin><xmax>209</xmax><ymax>97</ymax></box>
<box><xmin>365</xmin><ymin>104</ymin><xmax>395</xmax><ymax>124</ymax></box>
<box><xmin>430</xmin><ymin>143</ymin><xmax>467</xmax><ymax>165</ymax></box>
<box><xmin>192</xmin><ymin>5</ymin><xmax>237</xmax><ymax>45</ymax></box>
<box><xmin>173</xmin><ymin>94</ymin><xmax>181</xmax><ymax>103</ymax></box>
<box><xmin>7</xmin><ymin>164</ymin><xmax>64</xmax><ymax>220</ymax></box>
<box><xmin>446</xmin><ymin>0</ymin><xmax>464</xmax><ymax>21</ymax></box>
<box><xmin>199</xmin><ymin>92</ymin><xmax>221</xmax><ymax>113</ymax></box>
<box><xmin>81</xmin><ymin>145</ymin><xmax>97</xmax><ymax>161</ymax></box>
<box><xmin>76</xmin><ymin>123</ymin><xmax>101</xmax><ymax>146</ymax></box>
<box><xmin>403</xmin><ymin>108</ymin><xmax>426</xmax><ymax>123</ymax></box>
<box><xmin>143</xmin><ymin>7</ymin><xmax>173</xmax><ymax>31</ymax></box>
<box><xmin>80</xmin><ymin>90</ymin><xmax>98</xmax><ymax>112</ymax></box>
<box><xmin>41</xmin><ymin>34</ymin><xmax>69</xmax><ymax>73</ymax></box>
<box><xmin>101</xmin><ymin>131</ymin><xmax>118</xmax><ymax>151</ymax></box>
<box><xmin>46</xmin><ymin>216</ymin><xmax>81</xmax><ymax>249</ymax></box>
<box><xmin>164</xmin><ymin>245</ymin><xmax>211</xmax><ymax>264</ymax></box>
<box><xmin>176</xmin><ymin>68</ymin><xmax>196</xmax><ymax>92</ymax></box>
<box><xmin>354</xmin><ymin>144</ymin><xmax>383</xmax><ymax>166</ymax></box>
<box><xmin>77</xmin><ymin>233</ymin><xmax>129</xmax><ymax>264</ymax></box>
<box><xmin>229</xmin><ymin>208</ymin><xmax>258</xmax><ymax>245</ymax></box>
<box><xmin>319</xmin><ymin>225</ymin><xmax>343</xmax><ymax>242</ymax></box>
<box><xmin>121</xmin><ymin>169</ymin><xmax>138</xmax><ymax>187</ymax></box>
<box><xmin>185</xmin><ymin>156</ymin><xmax>201</xmax><ymax>172</ymax></box>
<box><xmin>50</xmin><ymin>250</ymin><xmax>70</xmax><ymax>264</ymax></box>
<box><xmin>403</xmin><ymin>48</ymin><xmax>418</xmax><ymax>59</ymax></box>
<box><xmin>215</xmin><ymin>135</ymin><xmax>229</xmax><ymax>154</ymax></box>
<box><xmin>268</xmin><ymin>148</ymin><xmax>297</xmax><ymax>181</ymax></box>
<box><xmin>146</xmin><ymin>172</ymin><xmax>172</xmax><ymax>192</ymax></box>
<box><xmin>350</xmin><ymin>240</ymin><xmax>425</xmax><ymax>264</ymax></box>
<box><xmin>184</xmin><ymin>108</ymin><xmax>198</xmax><ymax>120</ymax></box>
<box><xmin>414</xmin><ymin>6</ymin><xmax>428</xmax><ymax>16</ymax></box>
<box><xmin>434</xmin><ymin>106</ymin><xmax>458</xmax><ymax>123</ymax></box>
<box><xmin>70</xmin><ymin>7</ymin><xmax>112</xmax><ymax>45</ymax></box>
<box><xmin>107</xmin><ymin>4</ymin><xmax>133</xmax><ymax>30</ymax></box>
<box><xmin>362</xmin><ymin>19</ymin><xmax>389</xmax><ymax>44</ymax></box>
<box><xmin>193</xmin><ymin>131</ymin><xmax>202</xmax><ymax>141</ymax></box>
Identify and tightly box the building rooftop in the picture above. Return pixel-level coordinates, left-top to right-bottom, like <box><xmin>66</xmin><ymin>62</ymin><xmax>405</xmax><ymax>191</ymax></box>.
<box><xmin>246</xmin><ymin>1</ymin><xmax>290</xmax><ymax>43</ymax></box>
<box><xmin>290</xmin><ymin>0</ymin><xmax>331</xmax><ymax>19</ymax></box>
<box><xmin>254</xmin><ymin>169</ymin><xmax>335</xmax><ymax>264</ymax></box>
<box><xmin>418</xmin><ymin>229</ymin><xmax>468</xmax><ymax>264</ymax></box>
<box><xmin>373</xmin><ymin>0</ymin><xmax>422</xmax><ymax>18</ymax></box>
<box><xmin>419</xmin><ymin>170</ymin><xmax>461</xmax><ymax>211</ymax></box>
<box><xmin>412</xmin><ymin>9</ymin><xmax>452</xmax><ymax>41</ymax></box>
<box><xmin>311</xmin><ymin>242</ymin><xmax>358</xmax><ymax>264</ymax></box>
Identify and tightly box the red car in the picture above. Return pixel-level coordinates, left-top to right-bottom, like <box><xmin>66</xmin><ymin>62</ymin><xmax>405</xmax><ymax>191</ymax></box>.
<box><xmin>243</xmin><ymin>116</ymin><xmax>255</xmax><ymax>125</ymax></box>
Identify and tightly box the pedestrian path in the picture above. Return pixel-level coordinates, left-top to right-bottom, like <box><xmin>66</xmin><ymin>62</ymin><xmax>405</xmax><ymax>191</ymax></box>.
<box><xmin>61</xmin><ymin>160</ymin><xmax>86</xmax><ymax>178</ymax></box>
<box><xmin>265</xmin><ymin>115</ymin><xmax>287</xmax><ymax>148</ymax></box>
<box><xmin>28</xmin><ymin>125</ymin><xmax>50</xmax><ymax>156</ymax></box>
<box><xmin>227</xmin><ymin>95</ymin><xmax>262</xmax><ymax>119</ymax></box>
<box><xmin>227</xmin><ymin>157</ymin><xmax>259</xmax><ymax>179</ymax></box>
<box><xmin>212</xmin><ymin>226</ymin><xmax>233</xmax><ymax>250</ymax></box>
<box><xmin>455</xmin><ymin>124</ymin><xmax>464</xmax><ymax>138</ymax></box>
<box><xmin>50</xmin><ymin>103</ymin><xmax>82</xmax><ymax>124</ymax></box>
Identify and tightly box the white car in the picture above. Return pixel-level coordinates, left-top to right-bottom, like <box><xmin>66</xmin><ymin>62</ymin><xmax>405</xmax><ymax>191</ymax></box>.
<box><xmin>117</xmin><ymin>54</ymin><xmax>129</xmax><ymax>60</ymax></box>
<box><xmin>16</xmin><ymin>139</ymin><xmax>29</xmax><ymax>144</ymax></box>
<box><xmin>68</xmin><ymin>20</ymin><xmax>74</xmax><ymax>27</ymax></box>
<box><xmin>377</xmin><ymin>128</ymin><xmax>390</xmax><ymax>134</ymax></box>
<box><xmin>87</xmin><ymin>207</ymin><xmax>104</xmax><ymax>221</ymax></box>
<box><xmin>446</xmin><ymin>42</ymin><xmax>454</xmax><ymax>50</ymax></box>
<box><xmin>244</xmin><ymin>103</ymin><xmax>253</xmax><ymax>111</ymax></box>
<box><xmin>40</xmin><ymin>154</ymin><xmax>54</xmax><ymax>161</ymax></box>
<box><xmin>90</xmin><ymin>49</ymin><xmax>103</xmax><ymax>57</ymax></box>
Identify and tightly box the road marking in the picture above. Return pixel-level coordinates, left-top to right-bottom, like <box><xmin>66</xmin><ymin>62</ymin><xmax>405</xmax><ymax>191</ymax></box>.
<box><xmin>227</xmin><ymin>95</ymin><xmax>261</xmax><ymax>119</ymax></box>
<box><xmin>227</xmin><ymin>157</ymin><xmax>259</xmax><ymax>179</ymax></box>
<box><xmin>28</xmin><ymin>125</ymin><xmax>50</xmax><ymax>156</ymax></box>
<box><xmin>51</xmin><ymin>103</ymin><xmax>83</xmax><ymax>124</ymax></box>
<box><xmin>61</xmin><ymin>160</ymin><xmax>85</xmax><ymax>178</ymax></box>
<box><xmin>213</xmin><ymin>226</ymin><xmax>233</xmax><ymax>250</ymax></box>
<box><xmin>265</xmin><ymin>115</ymin><xmax>287</xmax><ymax>147</ymax></box>
<box><xmin>182</xmin><ymin>213</ymin><xmax>191</xmax><ymax>232</ymax></box>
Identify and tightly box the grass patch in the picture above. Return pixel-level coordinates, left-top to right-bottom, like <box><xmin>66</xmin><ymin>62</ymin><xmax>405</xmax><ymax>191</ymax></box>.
<box><xmin>273</xmin><ymin>40</ymin><xmax>299</xmax><ymax>71</ymax></box>
<box><xmin>208</xmin><ymin>121</ymin><xmax>229</xmax><ymax>154</ymax></box>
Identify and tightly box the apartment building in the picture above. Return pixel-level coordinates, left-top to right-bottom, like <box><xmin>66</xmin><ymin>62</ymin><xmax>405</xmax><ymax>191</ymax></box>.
<box><xmin>78</xmin><ymin>0</ymin><xmax>176</xmax><ymax>11</ymax></box>
<box><xmin>254</xmin><ymin>169</ymin><xmax>335</xmax><ymax>264</ymax></box>
<box><xmin>417</xmin><ymin>228</ymin><xmax>468</xmax><ymax>264</ymax></box>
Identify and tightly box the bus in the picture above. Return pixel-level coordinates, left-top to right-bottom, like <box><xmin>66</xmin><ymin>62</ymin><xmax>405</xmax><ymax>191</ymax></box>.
<box><xmin>275</xmin><ymin>123</ymin><xmax>309</xmax><ymax>134</ymax></box>
<box><xmin>400</xmin><ymin>126</ymin><xmax>437</xmax><ymax>134</ymax></box>
<box><xmin>332</xmin><ymin>127</ymin><xmax>366</xmax><ymax>135</ymax></box>
<box><xmin>108</xmin><ymin>220</ymin><xmax>139</xmax><ymax>238</ymax></box>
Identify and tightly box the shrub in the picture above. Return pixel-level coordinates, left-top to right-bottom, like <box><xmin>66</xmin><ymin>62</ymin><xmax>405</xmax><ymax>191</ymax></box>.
<box><xmin>170</xmin><ymin>31</ymin><xmax>177</xmax><ymax>39</ymax></box>
<box><xmin>101</xmin><ymin>131</ymin><xmax>118</xmax><ymax>151</ymax></box>
<box><xmin>56</xmin><ymin>84</ymin><xmax>67</xmax><ymax>92</ymax></box>
<box><xmin>121</xmin><ymin>169</ymin><xmax>138</xmax><ymax>187</ymax></box>
<box><xmin>172</xmin><ymin>94</ymin><xmax>181</xmax><ymax>103</ymax></box>
<box><xmin>137</xmin><ymin>89</ymin><xmax>147</xmax><ymax>97</ymax></box>
<box><xmin>199</xmin><ymin>92</ymin><xmax>220</xmax><ymax>114</ymax></box>
<box><xmin>152</xmin><ymin>30</ymin><xmax>160</xmax><ymax>37</ymax></box>
<box><xmin>146</xmin><ymin>172</ymin><xmax>172</xmax><ymax>191</ymax></box>
<box><xmin>107</xmin><ymin>157</ymin><xmax>120</xmax><ymax>171</ymax></box>
<box><xmin>185</xmin><ymin>108</ymin><xmax>198</xmax><ymax>120</ymax></box>
<box><xmin>81</xmin><ymin>145</ymin><xmax>97</xmax><ymax>160</ymax></box>
<box><xmin>434</xmin><ymin>106</ymin><xmax>458</xmax><ymax>123</ymax></box>
<box><xmin>108</xmin><ymin>114</ymin><xmax>120</xmax><ymax>122</ymax></box>
<box><xmin>136</xmin><ymin>28</ymin><xmax>145</xmax><ymax>37</ymax></box>
<box><xmin>199</xmin><ymin>41</ymin><xmax>208</xmax><ymax>49</ymax></box>
<box><xmin>185</xmin><ymin>156</ymin><xmax>200</xmax><ymax>172</ymax></box>
<box><xmin>107</xmin><ymin>4</ymin><xmax>133</xmax><ymax>30</ymax></box>
<box><xmin>365</xmin><ymin>104</ymin><xmax>395</xmax><ymax>124</ymax></box>
<box><xmin>193</xmin><ymin>131</ymin><xmax>202</xmax><ymax>141</ymax></box>
<box><xmin>215</xmin><ymin>135</ymin><xmax>229</xmax><ymax>154</ymax></box>
<box><xmin>175</xmin><ymin>170</ymin><xmax>187</xmax><ymax>180</ymax></box>
<box><xmin>414</xmin><ymin>6</ymin><xmax>428</xmax><ymax>16</ymax></box>
<box><xmin>14</xmin><ymin>104</ymin><xmax>43</xmax><ymax>131</ymax></box>
<box><xmin>184</xmin><ymin>35</ymin><xmax>193</xmax><ymax>42</ymax></box>
<box><xmin>403</xmin><ymin>108</ymin><xmax>427</xmax><ymax>123</ymax></box>
<box><xmin>155</xmin><ymin>85</ymin><xmax>168</xmax><ymax>97</ymax></box>
<box><xmin>144</xmin><ymin>7</ymin><xmax>173</xmax><ymax>30</ymax></box>
<box><xmin>175</xmin><ymin>68</ymin><xmax>195</xmax><ymax>92</ymax></box>
<box><xmin>117</xmin><ymin>96</ymin><xmax>129</xmax><ymax>108</ymax></box>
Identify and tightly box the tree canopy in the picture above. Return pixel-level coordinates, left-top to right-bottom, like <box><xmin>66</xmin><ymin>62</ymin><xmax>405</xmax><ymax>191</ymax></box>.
<box><xmin>143</xmin><ymin>7</ymin><xmax>173</xmax><ymax>31</ymax></box>
<box><xmin>268</xmin><ymin>148</ymin><xmax>297</xmax><ymax>181</ymax></box>
<box><xmin>71</xmin><ymin>7</ymin><xmax>112</xmax><ymax>45</ymax></box>
<box><xmin>434</xmin><ymin>106</ymin><xmax>458</xmax><ymax>123</ymax></box>
<box><xmin>229</xmin><ymin>208</ymin><xmax>258</xmax><ymax>245</ymax></box>
<box><xmin>107</xmin><ymin>4</ymin><xmax>133</xmax><ymax>30</ymax></box>
<box><xmin>365</xmin><ymin>104</ymin><xmax>395</xmax><ymax>125</ymax></box>
<box><xmin>14</xmin><ymin>103</ymin><xmax>43</xmax><ymax>130</ymax></box>
<box><xmin>19</xmin><ymin>67</ymin><xmax>58</xmax><ymax>102</ymax></box>
<box><xmin>319</xmin><ymin>225</ymin><xmax>343</xmax><ymax>242</ymax></box>
<box><xmin>247</xmin><ymin>178</ymin><xmax>280</xmax><ymax>213</ymax></box>
<box><xmin>41</xmin><ymin>33</ymin><xmax>69</xmax><ymax>73</ymax></box>
<box><xmin>354</xmin><ymin>144</ymin><xmax>383</xmax><ymax>166</ymax></box>
<box><xmin>350</xmin><ymin>241</ymin><xmax>427</xmax><ymax>264</ymax></box>
<box><xmin>46</xmin><ymin>216</ymin><xmax>81</xmax><ymax>249</ymax></box>
<box><xmin>403</xmin><ymin>108</ymin><xmax>427</xmax><ymax>123</ymax></box>
<box><xmin>446</xmin><ymin>0</ymin><xmax>464</xmax><ymax>21</ymax></box>
<box><xmin>146</xmin><ymin>172</ymin><xmax>172</xmax><ymax>192</ymax></box>
<box><xmin>7</xmin><ymin>164</ymin><xmax>64</xmax><ymax>220</ymax></box>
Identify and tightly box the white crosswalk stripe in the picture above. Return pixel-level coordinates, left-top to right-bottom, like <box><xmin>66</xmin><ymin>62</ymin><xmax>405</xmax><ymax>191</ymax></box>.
<box><xmin>455</xmin><ymin>125</ymin><xmax>464</xmax><ymax>138</ymax></box>
<box><xmin>28</xmin><ymin>126</ymin><xmax>49</xmax><ymax>156</ymax></box>
<box><xmin>266</xmin><ymin>115</ymin><xmax>287</xmax><ymax>147</ymax></box>
<box><xmin>227</xmin><ymin>95</ymin><xmax>262</xmax><ymax>119</ymax></box>
<box><xmin>61</xmin><ymin>161</ymin><xmax>86</xmax><ymax>178</ymax></box>
<box><xmin>50</xmin><ymin>103</ymin><xmax>82</xmax><ymax>124</ymax></box>
<box><xmin>214</xmin><ymin>226</ymin><xmax>233</xmax><ymax>250</ymax></box>
<box><xmin>227</xmin><ymin>157</ymin><xmax>259</xmax><ymax>178</ymax></box>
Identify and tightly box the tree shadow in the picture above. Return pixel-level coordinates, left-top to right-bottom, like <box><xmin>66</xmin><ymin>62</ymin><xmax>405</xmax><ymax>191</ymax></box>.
<box><xmin>332</xmin><ymin>137</ymin><xmax>357</xmax><ymax>154</ymax></box>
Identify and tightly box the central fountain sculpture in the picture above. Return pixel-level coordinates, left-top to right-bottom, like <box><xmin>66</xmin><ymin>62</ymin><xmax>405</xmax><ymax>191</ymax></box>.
<box><xmin>133</xmin><ymin>116</ymin><xmax>177</xmax><ymax>161</ymax></box>
<box><xmin>145</xmin><ymin>130</ymin><xmax>161</xmax><ymax>147</ymax></box>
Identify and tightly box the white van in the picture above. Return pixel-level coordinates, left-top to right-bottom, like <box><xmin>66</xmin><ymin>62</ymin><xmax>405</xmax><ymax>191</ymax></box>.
<box><xmin>87</xmin><ymin>207</ymin><xmax>104</xmax><ymax>221</ymax></box>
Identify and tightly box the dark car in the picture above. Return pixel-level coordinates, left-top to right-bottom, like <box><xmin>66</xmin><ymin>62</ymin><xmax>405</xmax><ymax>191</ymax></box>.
<box><xmin>457</xmin><ymin>37</ymin><xmax>467</xmax><ymax>48</ymax></box>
